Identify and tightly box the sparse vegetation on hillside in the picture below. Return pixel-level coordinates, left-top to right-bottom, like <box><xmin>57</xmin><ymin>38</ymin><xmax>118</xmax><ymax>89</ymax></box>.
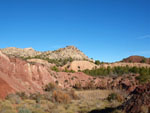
<box><xmin>140</xmin><ymin>58</ymin><xmax>146</xmax><ymax>63</ymax></box>
<box><xmin>63</xmin><ymin>67</ymin><xmax>75</xmax><ymax>73</ymax></box>
<box><xmin>1</xmin><ymin>46</ymin><xmax>93</xmax><ymax>66</ymax></box>
<box><xmin>23</xmin><ymin>56</ymin><xmax>74</xmax><ymax>66</ymax></box>
<box><xmin>83</xmin><ymin>66</ymin><xmax>150</xmax><ymax>84</ymax></box>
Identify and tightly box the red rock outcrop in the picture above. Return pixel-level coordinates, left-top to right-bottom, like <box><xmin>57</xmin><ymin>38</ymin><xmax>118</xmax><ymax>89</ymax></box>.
<box><xmin>0</xmin><ymin>51</ymin><xmax>55</xmax><ymax>98</ymax></box>
<box><xmin>0</xmin><ymin>51</ymin><xmax>139</xmax><ymax>99</ymax></box>
<box><xmin>122</xmin><ymin>83</ymin><xmax>150</xmax><ymax>113</ymax></box>
<box><xmin>0</xmin><ymin>78</ymin><xmax>14</xmax><ymax>99</ymax></box>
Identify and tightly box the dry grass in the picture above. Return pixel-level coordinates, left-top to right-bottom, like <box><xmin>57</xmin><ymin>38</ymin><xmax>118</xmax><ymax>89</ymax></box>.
<box><xmin>76</xmin><ymin>90</ymin><xmax>112</xmax><ymax>101</ymax></box>
<box><xmin>2</xmin><ymin>89</ymin><xmax>124</xmax><ymax>113</ymax></box>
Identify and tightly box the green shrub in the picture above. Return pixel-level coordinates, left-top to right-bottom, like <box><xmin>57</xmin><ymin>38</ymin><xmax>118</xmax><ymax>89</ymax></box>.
<box><xmin>107</xmin><ymin>93</ymin><xmax>117</xmax><ymax>102</ymax></box>
<box><xmin>23</xmin><ymin>55</ymin><xmax>74</xmax><ymax>67</ymax></box>
<box><xmin>107</xmin><ymin>93</ymin><xmax>124</xmax><ymax>102</ymax></box>
<box><xmin>31</xmin><ymin>108</ymin><xmax>46</xmax><ymax>113</ymax></box>
<box><xmin>51</xmin><ymin>66</ymin><xmax>59</xmax><ymax>72</ymax></box>
<box><xmin>18</xmin><ymin>107</ymin><xmax>32</xmax><ymax>113</ymax></box>
<box><xmin>16</xmin><ymin>92</ymin><xmax>28</xmax><ymax>100</ymax></box>
<box><xmin>63</xmin><ymin>68</ymin><xmax>75</xmax><ymax>73</ymax></box>
<box><xmin>5</xmin><ymin>94</ymin><xmax>21</xmax><ymax>104</ymax></box>
<box><xmin>136</xmin><ymin>74</ymin><xmax>150</xmax><ymax>84</ymax></box>
<box><xmin>95</xmin><ymin>60</ymin><xmax>101</xmax><ymax>65</ymax></box>
<box><xmin>141</xmin><ymin>58</ymin><xmax>146</xmax><ymax>63</ymax></box>
<box><xmin>44</xmin><ymin>82</ymin><xmax>57</xmax><ymax>92</ymax></box>
<box><xmin>83</xmin><ymin>66</ymin><xmax>150</xmax><ymax>77</ymax></box>
<box><xmin>29</xmin><ymin>93</ymin><xmax>43</xmax><ymax>103</ymax></box>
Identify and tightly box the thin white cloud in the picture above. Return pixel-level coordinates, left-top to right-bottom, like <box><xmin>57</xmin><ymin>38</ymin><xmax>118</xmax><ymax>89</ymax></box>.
<box><xmin>138</xmin><ymin>35</ymin><xmax>150</xmax><ymax>39</ymax></box>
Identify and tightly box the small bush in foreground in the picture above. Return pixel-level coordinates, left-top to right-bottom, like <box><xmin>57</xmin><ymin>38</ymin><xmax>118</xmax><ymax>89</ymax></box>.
<box><xmin>68</xmin><ymin>89</ymin><xmax>79</xmax><ymax>100</ymax></box>
<box><xmin>52</xmin><ymin>90</ymin><xmax>71</xmax><ymax>104</ymax></box>
<box><xmin>44</xmin><ymin>82</ymin><xmax>57</xmax><ymax>92</ymax></box>
<box><xmin>18</xmin><ymin>107</ymin><xmax>32</xmax><ymax>113</ymax></box>
<box><xmin>16</xmin><ymin>92</ymin><xmax>28</xmax><ymax>100</ymax></box>
<box><xmin>107</xmin><ymin>93</ymin><xmax>117</xmax><ymax>102</ymax></box>
<box><xmin>6</xmin><ymin>94</ymin><xmax>21</xmax><ymax>104</ymax></box>
<box><xmin>73</xmin><ymin>82</ymin><xmax>82</xmax><ymax>90</ymax></box>
<box><xmin>107</xmin><ymin>92</ymin><xmax>124</xmax><ymax>102</ymax></box>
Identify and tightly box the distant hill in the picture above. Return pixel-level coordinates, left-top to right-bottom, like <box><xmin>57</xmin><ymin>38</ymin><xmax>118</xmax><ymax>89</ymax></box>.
<box><xmin>0</xmin><ymin>47</ymin><xmax>41</xmax><ymax>58</ymax></box>
<box><xmin>0</xmin><ymin>46</ymin><xmax>92</xmax><ymax>62</ymax></box>
<box><xmin>121</xmin><ymin>56</ymin><xmax>150</xmax><ymax>64</ymax></box>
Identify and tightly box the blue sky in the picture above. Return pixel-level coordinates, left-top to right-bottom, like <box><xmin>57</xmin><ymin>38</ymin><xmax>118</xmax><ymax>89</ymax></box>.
<box><xmin>0</xmin><ymin>0</ymin><xmax>149</xmax><ymax>62</ymax></box>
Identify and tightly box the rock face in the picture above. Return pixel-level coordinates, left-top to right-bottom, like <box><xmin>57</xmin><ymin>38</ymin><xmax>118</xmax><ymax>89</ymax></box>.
<box><xmin>63</xmin><ymin>61</ymin><xmax>97</xmax><ymax>72</ymax></box>
<box><xmin>122</xmin><ymin>56</ymin><xmax>150</xmax><ymax>64</ymax></box>
<box><xmin>41</xmin><ymin>46</ymin><xmax>92</xmax><ymax>61</ymax></box>
<box><xmin>100</xmin><ymin>62</ymin><xmax>150</xmax><ymax>68</ymax></box>
<box><xmin>122</xmin><ymin>83</ymin><xmax>150</xmax><ymax>113</ymax></box>
<box><xmin>0</xmin><ymin>78</ymin><xmax>14</xmax><ymax>99</ymax></box>
<box><xmin>0</xmin><ymin>46</ymin><xmax>92</xmax><ymax>61</ymax></box>
<box><xmin>0</xmin><ymin>51</ymin><xmax>55</xmax><ymax>98</ymax></box>
<box><xmin>0</xmin><ymin>47</ymin><xmax>41</xmax><ymax>58</ymax></box>
<box><xmin>27</xmin><ymin>58</ymin><xmax>55</xmax><ymax>68</ymax></box>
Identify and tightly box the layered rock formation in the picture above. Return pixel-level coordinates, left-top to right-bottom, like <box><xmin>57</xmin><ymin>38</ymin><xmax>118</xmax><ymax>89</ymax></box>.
<box><xmin>122</xmin><ymin>83</ymin><xmax>150</xmax><ymax>113</ymax></box>
<box><xmin>0</xmin><ymin>51</ymin><xmax>54</xmax><ymax>98</ymax></box>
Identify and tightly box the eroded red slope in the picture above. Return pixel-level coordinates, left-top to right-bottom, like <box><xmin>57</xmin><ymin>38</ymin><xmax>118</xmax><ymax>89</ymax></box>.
<box><xmin>0</xmin><ymin>77</ymin><xmax>14</xmax><ymax>99</ymax></box>
<box><xmin>0</xmin><ymin>51</ymin><xmax>55</xmax><ymax>97</ymax></box>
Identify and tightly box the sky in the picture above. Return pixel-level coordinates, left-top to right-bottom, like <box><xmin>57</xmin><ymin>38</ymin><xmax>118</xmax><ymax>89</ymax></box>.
<box><xmin>0</xmin><ymin>0</ymin><xmax>150</xmax><ymax>62</ymax></box>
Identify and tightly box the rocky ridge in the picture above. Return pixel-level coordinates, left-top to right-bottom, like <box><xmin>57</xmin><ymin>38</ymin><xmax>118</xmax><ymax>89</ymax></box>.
<box><xmin>0</xmin><ymin>46</ymin><xmax>92</xmax><ymax>61</ymax></box>
<box><xmin>41</xmin><ymin>46</ymin><xmax>92</xmax><ymax>61</ymax></box>
<box><xmin>0</xmin><ymin>47</ymin><xmax>41</xmax><ymax>58</ymax></box>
